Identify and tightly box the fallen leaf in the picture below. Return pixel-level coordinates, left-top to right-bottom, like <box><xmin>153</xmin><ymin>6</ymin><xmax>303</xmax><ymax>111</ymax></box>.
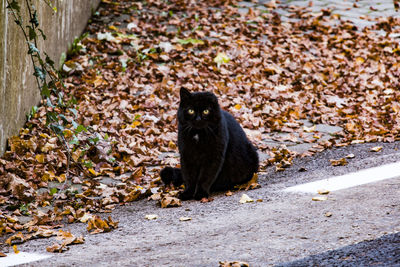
<box><xmin>200</xmin><ymin>197</ymin><xmax>214</xmax><ymax>203</ymax></box>
<box><xmin>87</xmin><ymin>215</ymin><xmax>118</xmax><ymax>234</ymax></box>
<box><xmin>12</xmin><ymin>245</ymin><xmax>19</xmax><ymax>254</ymax></box>
<box><xmin>0</xmin><ymin>252</ymin><xmax>6</xmax><ymax>257</ymax></box>
<box><xmin>5</xmin><ymin>232</ymin><xmax>25</xmax><ymax>245</ymax></box>
<box><xmin>79</xmin><ymin>212</ymin><xmax>93</xmax><ymax>223</ymax></box>
<box><xmin>160</xmin><ymin>196</ymin><xmax>181</xmax><ymax>208</ymax></box>
<box><xmin>35</xmin><ymin>154</ymin><xmax>45</xmax><ymax>163</ymax></box>
<box><xmin>214</xmin><ymin>52</ymin><xmax>230</xmax><ymax>67</ymax></box>
<box><xmin>299</xmin><ymin>167</ymin><xmax>308</xmax><ymax>172</ymax></box>
<box><xmin>234</xmin><ymin>104</ymin><xmax>242</xmax><ymax>110</ymax></box>
<box><xmin>179</xmin><ymin>217</ymin><xmax>192</xmax><ymax>221</ymax></box>
<box><xmin>225</xmin><ymin>191</ymin><xmax>233</xmax><ymax>196</ymax></box>
<box><xmin>317</xmin><ymin>189</ymin><xmax>330</xmax><ymax>195</ymax></box>
<box><xmin>325</xmin><ymin>212</ymin><xmax>333</xmax><ymax>217</ymax></box>
<box><xmin>312</xmin><ymin>196</ymin><xmax>328</xmax><ymax>201</ymax></box>
<box><xmin>235</xmin><ymin>173</ymin><xmax>260</xmax><ymax>190</ymax></box>
<box><xmin>330</xmin><ymin>158</ymin><xmax>347</xmax><ymax>166</ymax></box>
<box><xmin>46</xmin><ymin>243</ymin><xmax>68</xmax><ymax>253</ymax></box>
<box><xmin>303</xmin><ymin>125</ymin><xmax>316</xmax><ymax>133</ymax></box>
<box><xmin>370</xmin><ymin>146</ymin><xmax>382</xmax><ymax>152</ymax></box>
<box><xmin>239</xmin><ymin>194</ymin><xmax>254</xmax><ymax>204</ymax></box>
<box><xmin>345</xmin><ymin>153</ymin><xmax>355</xmax><ymax>159</ymax></box>
<box><xmin>219</xmin><ymin>261</ymin><xmax>250</xmax><ymax>267</ymax></box>
<box><xmin>145</xmin><ymin>214</ymin><xmax>158</xmax><ymax>220</ymax></box>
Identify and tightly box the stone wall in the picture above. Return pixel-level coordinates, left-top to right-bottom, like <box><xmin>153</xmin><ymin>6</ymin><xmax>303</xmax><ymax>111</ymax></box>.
<box><xmin>0</xmin><ymin>0</ymin><xmax>100</xmax><ymax>155</ymax></box>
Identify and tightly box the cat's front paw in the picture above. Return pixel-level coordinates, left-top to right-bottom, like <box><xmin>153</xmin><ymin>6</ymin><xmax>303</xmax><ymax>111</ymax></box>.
<box><xmin>179</xmin><ymin>190</ymin><xmax>194</xmax><ymax>200</ymax></box>
<box><xmin>194</xmin><ymin>188</ymin><xmax>209</xmax><ymax>201</ymax></box>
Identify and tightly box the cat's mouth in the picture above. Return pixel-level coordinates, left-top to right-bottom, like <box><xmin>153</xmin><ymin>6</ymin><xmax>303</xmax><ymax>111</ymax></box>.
<box><xmin>190</xmin><ymin>121</ymin><xmax>207</xmax><ymax>129</ymax></box>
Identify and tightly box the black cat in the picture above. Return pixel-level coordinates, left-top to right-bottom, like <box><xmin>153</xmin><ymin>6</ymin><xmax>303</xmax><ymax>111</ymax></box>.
<box><xmin>160</xmin><ymin>88</ymin><xmax>259</xmax><ymax>200</ymax></box>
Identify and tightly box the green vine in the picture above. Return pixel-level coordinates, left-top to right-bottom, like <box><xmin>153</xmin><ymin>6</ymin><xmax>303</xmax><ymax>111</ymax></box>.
<box><xmin>6</xmin><ymin>0</ymin><xmax>88</xmax><ymax>190</ymax></box>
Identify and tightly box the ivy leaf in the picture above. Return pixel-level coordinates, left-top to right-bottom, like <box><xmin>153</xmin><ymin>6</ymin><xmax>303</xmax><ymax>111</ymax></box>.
<box><xmin>29</xmin><ymin>10</ymin><xmax>39</xmax><ymax>27</ymax></box>
<box><xmin>41</xmin><ymin>84</ymin><xmax>50</xmax><ymax>97</ymax></box>
<box><xmin>6</xmin><ymin>0</ymin><xmax>20</xmax><ymax>12</ymax></box>
<box><xmin>69</xmin><ymin>136</ymin><xmax>80</xmax><ymax>145</ymax></box>
<box><xmin>49</xmin><ymin>188</ymin><xmax>58</xmax><ymax>196</ymax></box>
<box><xmin>75</xmin><ymin>125</ymin><xmax>88</xmax><ymax>133</ymax></box>
<box><xmin>28</xmin><ymin>42</ymin><xmax>39</xmax><ymax>54</ymax></box>
<box><xmin>45</xmin><ymin>53</ymin><xmax>55</xmax><ymax>68</ymax></box>
<box><xmin>58</xmin><ymin>114</ymin><xmax>69</xmax><ymax>124</ymax></box>
<box><xmin>69</xmin><ymin>108</ymin><xmax>78</xmax><ymax>118</ymax></box>
<box><xmin>27</xmin><ymin>26</ymin><xmax>37</xmax><ymax>40</ymax></box>
<box><xmin>34</xmin><ymin>66</ymin><xmax>46</xmax><ymax>81</ymax></box>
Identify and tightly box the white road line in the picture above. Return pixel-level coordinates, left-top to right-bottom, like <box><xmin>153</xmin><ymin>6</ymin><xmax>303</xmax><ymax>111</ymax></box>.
<box><xmin>0</xmin><ymin>252</ymin><xmax>51</xmax><ymax>267</ymax></box>
<box><xmin>284</xmin><ymin>161</ymin><xmax>400</xmax><ymax>194</ymax></box>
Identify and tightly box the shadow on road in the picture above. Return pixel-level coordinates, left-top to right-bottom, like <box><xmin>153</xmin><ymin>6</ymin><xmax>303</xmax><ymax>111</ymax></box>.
<box><xmin>277</xmin><ymin>232</ymin><xmax>400</xmax><ymax>266</ymax></box>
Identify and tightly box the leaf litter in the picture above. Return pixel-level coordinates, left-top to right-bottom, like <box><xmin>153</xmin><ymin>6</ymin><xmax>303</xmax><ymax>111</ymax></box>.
<box><xmin>2</xmin><ymin>0</ymin><xmax>400</xmax><ymax>253</ymax></box>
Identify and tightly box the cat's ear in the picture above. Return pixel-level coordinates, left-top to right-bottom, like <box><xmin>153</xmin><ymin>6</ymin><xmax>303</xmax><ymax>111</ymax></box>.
<box><xmin>180</xmin><ymin>87</ymin><xmax>191</xmax><ymax>101</ymax></box>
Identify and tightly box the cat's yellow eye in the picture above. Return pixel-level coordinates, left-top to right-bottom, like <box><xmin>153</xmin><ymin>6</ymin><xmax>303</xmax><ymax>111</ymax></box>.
<box><xmin>188</xmin><ymin>109</ymin><xmax>195</xmax><ymax>115</ymax></box>
<box><xmin>203</xmin><ymin>109</ymin><xmax>209</xmax><ymax>115</ymax></box>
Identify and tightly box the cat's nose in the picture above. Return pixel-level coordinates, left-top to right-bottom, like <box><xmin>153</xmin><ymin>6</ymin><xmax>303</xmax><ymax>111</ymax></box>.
<box><xmin>195</xmin><ymin>115</ymin><xmax>201</xmax><ymax>121</ymax></box>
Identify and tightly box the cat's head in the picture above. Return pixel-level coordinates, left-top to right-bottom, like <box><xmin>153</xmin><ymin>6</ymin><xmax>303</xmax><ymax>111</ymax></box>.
<box><xmin>178</xmin><ymin>87</ymin><xmax>221</xmax><ymax>129</ymax></box>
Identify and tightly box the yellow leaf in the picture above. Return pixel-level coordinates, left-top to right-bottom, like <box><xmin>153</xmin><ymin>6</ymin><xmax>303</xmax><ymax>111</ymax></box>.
<box><xmin>72</xmin><ymin>149</ymin><xmax>82</xmax><ymax>162</ymax></box>
<box><xmin>109</xmin><ymin>25</ymin><xmax>118</xmax><ymax>31</ymax></box>
<box><xmin>370</xmin><ymin>146</ymin><xmax>382</xmax><ymax>152</ymax></box>
<box><xmin>42</xmin><ymin>171</ymin><xmax>56</xmax><ymax>182</ymax></box>
<box><xmin>40</xmin><ymin>133</ymin><xmax>50</xmax><ymax>138</ymax></box>
<box><xmin>355</xmin><ymin>57</ymin><xmax>365</xmax><ymax>64</ymax></box>
<box><xmin>234</xmin><ymin>104</ymin><xmax>242</xmax><ymax>110</ymax></box>
<box><xmin>130</xmin><ymin>120</ymin><xmax>141</xmax><ymax>128</ymax></box>
<box><xmin>57</xmin><ymin>174</ymin><xmax>66</xmax><ymax>183</ymax></box>
<box><xmin>88</xmin><ymin>168</ymin><xmax>99</xmax><ymax>176</ymax></box>
<box><xmin>35</xmin><ymin>154</ymin><xmax>45</xmax><ymax>163</ymax></box>
<box><xmin>317</xmin><ymin>189</ymin><xmax>330</xmax><ymax>195</ymax></box>
<box><xmin>213</xmin><ymin>52</ymin><xmax>230</xmax><ymax>67</ymax></box>
<box><xmin>179</xmin><ymin>217</ymin><xmax>192</xmax><ymax>221</ymax></box>
<box><xmin>312</xmin><ymin>196</ymin><xmax>328</xmax><ymax>201</ymax></box>
<box><xmin>12</xmin><ymin>245</ymin><xmax>19</xmax><ymax>254</ymax></box>
<box><xmin>62</xmin><ymin>129</ymin><xmax>74</xmax><ymax>138</ymax></box>
<box><xmin>168</xmin><ymin>140</ymin><xmax>176</xmax><ymax>150</ymax></box>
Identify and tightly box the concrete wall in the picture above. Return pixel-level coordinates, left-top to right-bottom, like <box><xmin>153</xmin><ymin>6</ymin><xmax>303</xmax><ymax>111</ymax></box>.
<box><xmin>0</xmin><ymin>0</ymin><xmax>100</xmax><ymax>155</ymax></box>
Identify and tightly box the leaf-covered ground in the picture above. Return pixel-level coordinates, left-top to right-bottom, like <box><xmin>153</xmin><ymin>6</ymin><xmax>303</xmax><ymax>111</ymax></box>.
<box><xmin>1</xmin><ymin>0</ymin><xmax>400</xmax><ymax>253</ymax></box>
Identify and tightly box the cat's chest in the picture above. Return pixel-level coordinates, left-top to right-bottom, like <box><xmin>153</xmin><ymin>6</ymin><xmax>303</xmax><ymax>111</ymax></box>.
<box><xmin>184</xmin><ymin>132</ymin><xmax>208</xmax><ymax>145</ymax></box>
<box><xmin>192</xmin><ymin>134</ymin><xmax>199</xmax><ymax>142</ymax></box>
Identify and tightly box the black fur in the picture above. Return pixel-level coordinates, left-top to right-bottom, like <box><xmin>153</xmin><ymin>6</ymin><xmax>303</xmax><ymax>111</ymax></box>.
<box><xmin>160</xmin><ymin>88</ymin><xmax>259</xmax><ymax>200</ymax></box>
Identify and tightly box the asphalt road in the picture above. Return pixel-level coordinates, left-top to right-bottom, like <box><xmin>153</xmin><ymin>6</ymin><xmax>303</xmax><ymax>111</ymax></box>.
<box><xmin>8</xmin><ymin>1</ymin><xmax>400</xmax><ymax>266</ymax></box>
<box><xmin>12</xmin><ymin>141</ymin><xmax>400</xmax><ymax>266</ymax></box>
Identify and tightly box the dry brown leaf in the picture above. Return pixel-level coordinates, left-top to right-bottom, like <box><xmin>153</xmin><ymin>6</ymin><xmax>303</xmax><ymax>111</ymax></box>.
<box><xmin>330</xmin><ymin>158</ymin><xmax>347</xmax><ymax>166</ymax></box>
<box><xmin>160</xmin><ymin>196</ymin><xmax>182</xmax><ymax>208</ymax></box>
<box><xmin>219</xmin><ymin>261</ymin><xmax>250</xmax><ymax>267</ymax></box>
